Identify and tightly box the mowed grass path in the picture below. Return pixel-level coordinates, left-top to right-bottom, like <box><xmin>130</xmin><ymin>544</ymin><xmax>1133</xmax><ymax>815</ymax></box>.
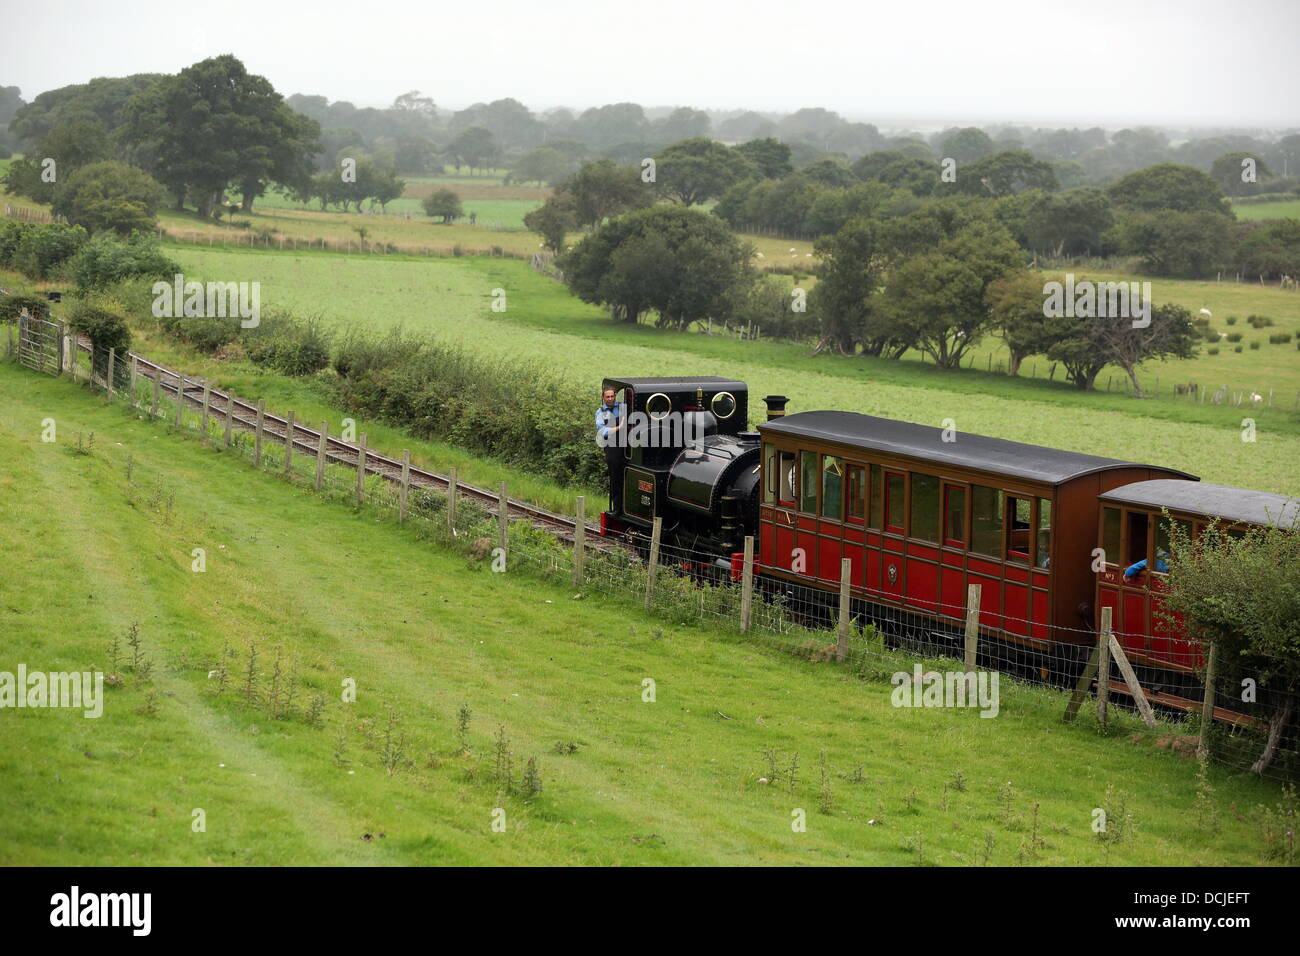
<box><xmin>0</xmin><ymin>362</ymin><xmax>1283</xmax><ymax>865</ymax></box>
<box><xmin>169</xmin><ymin>246</ymin><xmax>1300</xmax><ymax>496</ymax></box>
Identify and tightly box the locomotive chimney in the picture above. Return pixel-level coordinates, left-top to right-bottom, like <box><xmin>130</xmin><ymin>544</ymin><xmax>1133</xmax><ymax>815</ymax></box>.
<box><xmin>763</xmin><ymin>395</ymin><xmax>789</xmax><ymax>420</ymax></box>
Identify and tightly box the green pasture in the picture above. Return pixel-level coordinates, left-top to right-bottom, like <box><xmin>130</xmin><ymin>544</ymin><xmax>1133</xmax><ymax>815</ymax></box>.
<box><xmin>164</xmin><ymin>246</ymin><xmax>1300</xmax><ymax>496</ymax></box>
<box><xmin>0</xmin><ymin>361</ymin><xmax>1285</xmax><ymax>866</ymax></box>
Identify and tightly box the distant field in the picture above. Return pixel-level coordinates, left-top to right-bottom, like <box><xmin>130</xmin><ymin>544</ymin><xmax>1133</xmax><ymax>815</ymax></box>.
<box><xmin>167</xmin><ymin>246</ymin><xmax>1300</xmax><ymax>495</ymax></box>
<box><xmin>1233</xmin><ymin>199</ymin><xmax>1300</xmax><ymax>221</ymax></box>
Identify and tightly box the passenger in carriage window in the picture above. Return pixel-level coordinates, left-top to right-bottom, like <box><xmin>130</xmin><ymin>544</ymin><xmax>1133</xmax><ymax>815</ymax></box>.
<box><xmin>1123</xmin><ymin>548</ymin><xmax>1169</xmax><ymax>581</ymax></box>
<box><xmin>1035</xmin><ymin>530</ymin><xmax>1051</xmax><ymax>569</ymax></box>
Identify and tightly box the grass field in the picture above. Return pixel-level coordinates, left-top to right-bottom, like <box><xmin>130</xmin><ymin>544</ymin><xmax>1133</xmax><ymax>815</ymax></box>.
<box><xmin>1233</xmin><ymin>199</ymin><xmax>1300</xmax><ymax>221</ymax></box>
<box><xmin>0</xmin><ymin>360</ymin><xmax>1286</xmax><ymax>866</ymax></box>
<box><xmin>161</xmin><ymin>246</ymin><xmax>1300</xmax><ymax>496</ymax></box>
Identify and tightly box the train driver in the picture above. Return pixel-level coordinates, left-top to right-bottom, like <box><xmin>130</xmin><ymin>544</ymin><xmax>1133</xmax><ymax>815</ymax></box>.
<box><xmin>596</xmin><ymin>387</ymin><xmax>625</xmax><ymax>513</ymax></box>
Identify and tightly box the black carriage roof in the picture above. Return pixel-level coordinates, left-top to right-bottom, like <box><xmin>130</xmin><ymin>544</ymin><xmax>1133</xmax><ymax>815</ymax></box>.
<box><xmin>1101</xmin><ymin>479</ymin><xmax>1300</xmax><ymax>528</ymax></box>
<box><xmin>604</xmin><ymin>376</ymin><xmax>747</xmax><ymax>390</ymax></box>
<box><xmin>759</xmin><ymin>410</ymin><xmax>1196</xmax><ymax>485</ymax></box>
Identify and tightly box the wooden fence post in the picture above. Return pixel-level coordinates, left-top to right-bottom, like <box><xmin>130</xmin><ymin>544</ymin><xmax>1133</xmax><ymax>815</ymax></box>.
<box><xmin>644</xmin><ymin>516</ymin><xmax>663</xmax><ymax>610</ymax></box>
<box><xmin>836</xmin><ymin>557</ymin><xmax>852</xmax><ymax>662</ymax></box>
<box><xmin>1199</xmin><ymin>643</ymin><xmax>1218</xmax><ymax>758</ymax></box>
<box><xmin>497</xmin><ymin>481</ymin><xmax>509</xmax><ymax>557</ymax></box>
<box><xmin>224</xmin><ymin>394</ymin><xmax>234</xmax><ymax>448</ymax></box>
<box><xmin>107</xmin><ymin>348</ymin><xmax>116</xmax><ymax>398</ymax></box>
<box><xmin>314</xmin><ymin>422</ymin><xmax>327</xmax><ymax>491</ymax></box>
<box><xmin>964</xmin><ymin>582</ymin><xmax>981</xmax><ymax>674</ymax></box>
<box><xmin>355</xmin><ymin>433</ymin><xmax>367</xmax><ymax>504</ymax></box>
<box><xmin>129</xmin><ymin>357</ymin><xmax>139</xmax><ymax>409</ymax></box>
<box><xmin>740</xmin><ymin>535</ymin><xmax>754</xmax><ymax>633</ymax></box>
<box><xmin>253</xmin><ymin>399</ymin><xmax>265</xmax><ymax>464</ymax></box>
<box><xmin>174</xmin><ymin>375</ymin><xmax>185</xmax><ymax>427</ymax></box>
<box><xmin>572</xmin><ymin>495</ymin><xmax>586</xmax><ymax>589</ymax></box>
<box><xmin>1097</xmin><ymin>606</ymin><xmax>1112</xmax><ymax>727</ymax></box>
<box><xmin>1107</xmin><ymin>634</ymin><xmax>1157</xmax><ymax>729</ymax></box>
<box><xmin>399</xmin><ymin>450</ymin><xmax>411</xmax><ymax>521</ymax></box>
<box><xmin>283</xmin><ymin>411</ymin><xmax>295</xmax><ymax>473</ymax></box>
<box><xmin>151</xmin><ymin>375</ymin><xmax>160</xmax><ymax>418</ymax></box>
<box><xmin>447</xmin><ymin>467</ymin><xmax>458</xmax><ymax>532</ymax></box>
<box><xmin>201</xmin><ymin>382</ymin><xmax>211</xmax><ymax>440</ymax></box>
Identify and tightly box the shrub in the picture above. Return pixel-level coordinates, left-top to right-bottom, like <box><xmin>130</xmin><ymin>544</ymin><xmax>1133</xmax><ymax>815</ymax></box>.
<box><xmin>1267</xmin><ymin>332</ymin><xmax>1293</xmax><ymax>344</ymax></box>
<box><xmin>1246</xmin><ymin>314</ymin><xmax>1275</xmax><ymax>328</ymax></box>
<box><xmin>11</xmin><ymin>222</ymin><xmax>89</xmax><ymax>279</ymax></box>
<box><xmin>1226</xmin><ymin>332</ymin><xmax>1243</xmax><ymax>342</ymax></box>
<box><xmin>1233</xmin><ymin>345</ymin><xmax>1243</xmax><ymax>353</ymax></box>
<box><xmin>67</xmin><ymin>235</ymin><xmax>180</xmax><ymax>291</ymax></box>
<box><xmin>0</xmin><ymin>293</ymin><xmax>51</xmax><ymax>323</ymax></box>
<box><xmin>244</xmin><ymin>314</ymin><xmax>331</xmax><ymax>376</ymax></box>
<box><xmin>0</xmin><ymin>220</ymin><xmax>35</xmax><ymax>267</ymax></box>
<box><xmin>1226</xmin><ymin>316</ymin><xmax>1238</xmax><ymax>325</ymax></box>
<box><xmin>1207</xmin><ymin>346</ymin><xmax>1219</xmax><ymax>355</ymax></box>
<box><xmin>1249</xmin><ymin>340</ymin><xmax>1260</xmax><ymax>350</ymax></box>
<box><xmin>67</xmin><ymin>300</ymin><xmax>131</xmax><ymax>354</ymax></box>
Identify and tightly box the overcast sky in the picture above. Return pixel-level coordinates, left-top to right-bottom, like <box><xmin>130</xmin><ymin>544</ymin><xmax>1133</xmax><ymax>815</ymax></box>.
<box><xmin>4</xmin><ymin>0</ymin><xmax>1297</xmax><ymax>130</ymax></box>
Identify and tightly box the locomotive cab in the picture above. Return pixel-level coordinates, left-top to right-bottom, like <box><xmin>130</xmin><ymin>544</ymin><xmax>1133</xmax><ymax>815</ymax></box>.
<box><xmin>598</xmin><ymin>376</ymin><xmax>761</xmax><ymax>561</ymax></box>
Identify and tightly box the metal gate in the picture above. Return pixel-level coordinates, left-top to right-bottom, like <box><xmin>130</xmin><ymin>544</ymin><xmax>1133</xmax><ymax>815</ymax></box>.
<box><xmin>17</xmin><ymin>312</ymin><xmax>64</xmax><ymax>376</ymax></box>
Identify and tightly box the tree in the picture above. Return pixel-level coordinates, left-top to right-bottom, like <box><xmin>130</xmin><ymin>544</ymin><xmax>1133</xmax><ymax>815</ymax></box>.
<box><xmin>1112</xmin><ymin>210</ymin><xmax>1236</xmax><ymax>278</ymax></box>
<box><xmin>1088</xmin><ymin>302</ymin><xmax>1199</xmax><ymax>397</ymax></box>
<box><xmin>809</xmin><ymin>217</ymin><xmax>886</xmax><ymax>354</ymax></box>
<box><xmin>879</xmin><ymin>220</ymin><xmax>1023</xmax><ymax>368</ymax></box>
<box><xmin>524</xmin><ymin>198</ymin><xmax>576</xmax><ymax>253</ymax></box>
<box><xmin>1107</xmin><ymin>163</ymin><xmax>1230</xmax><ymax>216</ymax></box>
<box><xmin>654</xmin><ymin>137</ymin><xmax>755</xmax><ymax>206</ymax></box>
<box><xmin>559</xmin><ymin>205</ymin><xmax>753</xmax><ymax>328</ymax></box>
<box><xmin>1024</xmin><ymin>187</ymin><xmax>1114</xmax><ymax>256</ymax></box>
<box><xmin>650</xmin><ymin>107</ymin><xmax>711</xmax><ymax>145</ymax></box>
<box><xmin>733</xmin><ymin>138</ymin><xmax>792</xmax><ymax>179</ymax></box>
<box><xmin>445</xmin><ymin>126</ymin><xmax>499</xmax><ymax>173</ymax></box>
<box><xmin>510</xmin><ymin>147</ymin><xmax>567</xmax><ymax>186</ymax></box>
<box><xmin>122</xmin><ymin>55</ymin><xmax>319</xmax><ymax>216</ymax></box>
<box><xmin>423</xmin><ymin>188</ymin><xmax>462</xmax><ymax>223</ymax></box>
<box><xmin>958</xmin><ymin>149</ymin><xmax>1058</xmax><ymax>197</ymax></box>
<box><xmin>1209</xmin><ymin>151</ymin><xmax>1273</xmax><ymax>198</ymax></box>
<box><xmin>938</xmin><ymin>127</ymin><xmax>996</xmax><ymax>165</ymax></box>
<box><xmin>1046</xmin><ymin>313</ymin><xmax>1109</xmax><ymax>390</ymax></box>
<box><xmin>558</xmin><ymin>159</ymin><xmax>651</xmax><ymax>229</ymax></box>
<box><xmin>573</xmin><ymin>103</ymin><xmax>647</xmax><ymax>148</ymax></box>
<box><xmin>986</xmin><ymin>271</ymin><xmax>1069</xmax><ymax>375</ymax></box>
<box><xmin>52</xmin><ymin>161</ymin><xmax>166</xmax><ymax>236</ymax></box>
<box><xmin>1161</xmin><ymin>520</ymin><xmax>1300</xmax><ymax>774</ymax></box>
<box><xmin>1235</xmin><ymin>218</ymin><xmax>1300</xmax><ymax>280</ymax></box>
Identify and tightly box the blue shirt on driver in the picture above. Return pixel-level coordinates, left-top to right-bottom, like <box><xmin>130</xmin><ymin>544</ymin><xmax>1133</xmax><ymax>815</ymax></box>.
<box><xmin>596</xmin><ymin>402</ymin><xmax>625</xmax><ymax>447</ymax></box>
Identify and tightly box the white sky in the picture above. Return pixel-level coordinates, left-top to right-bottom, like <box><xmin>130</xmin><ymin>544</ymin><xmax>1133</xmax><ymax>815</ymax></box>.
<box><xmin>3</xmin><ymin>0</ymin><xmax>1297</xmax><ymax>129</ymax></box>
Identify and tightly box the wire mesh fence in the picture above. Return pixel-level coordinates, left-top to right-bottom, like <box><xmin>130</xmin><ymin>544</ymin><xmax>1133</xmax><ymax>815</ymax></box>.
<box><xmin>70</xmin><ymin>353</ymin><xmax>1300</xmax><ymax>784</ymax></box>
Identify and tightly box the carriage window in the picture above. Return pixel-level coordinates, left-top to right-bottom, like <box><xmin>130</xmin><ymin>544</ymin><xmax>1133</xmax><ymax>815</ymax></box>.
<box><xmin>763</xmin><ymin>445</ymin><xmax>776</xmax><ymax>504</ymax></box>
<box><xmin>971</xmin><ymin>485</ymin><xmax>1001</xmax><ymax>557</ymax></box>
<box><xmin>847</xmin><ymin>465</ymin><xmax>865</xmax><ymax>522</ymax></box>
<box><xmin>885</xmin><ymin>472</ymin><xmax>905</xmax><ymax>534</ymax></box>
<box><xmin>1035</xmin><ymin>498</ymin><xmax>1052</xmax><ymax>569</ymax></box>
<box><xmin>868</xmin><ymin>464</ymin><xmax>883</xmax><ymax>529</ymax></box>
<box><xmin>944</xmin><ymin>485</ymin><xmax>966</xmax><ymax>547</ymax></box>
<box><xmin>778</xmin><ymin>451</ymin><xmax>796</xmax><ymax>504</ymax></box>
<box><xmin>821</xmin><ymin>456</ymin><xmax>843</xmax><ymax>520</ymax></box>
<box><xmin>799</xmin><ymin>451</ymin><xmax>817</xmax><ymax>514</ymax></box>
<box><xmin>1125</xmin><ymin>511</ymin><xmax>1150</xmax><ymax>567</ymax></box>
<box><xmin>910</xmin><ymin>473</ymin><xmax>940</xmax><ymax>542</ymax></box>
<box><xmin>1007</xmin><ymin>496</ymin><xmax>1032</xmax><ymax>565</ymax></box>
<box><xmin>1154</xmin><ymin>517</ymin><xmax>1192</xmax><ymax>574</ymax></box>
<box><xmin>1102</xmin><ymin>506</ymin><xmax>1121</xmax><ymax>565</ymax></box>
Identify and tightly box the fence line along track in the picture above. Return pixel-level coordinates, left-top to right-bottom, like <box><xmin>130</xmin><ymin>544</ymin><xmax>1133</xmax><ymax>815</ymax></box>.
<box><xmin>78</xmin><ymin>340</ymin><xmax>613</xmax><ymax>550</ymax></box>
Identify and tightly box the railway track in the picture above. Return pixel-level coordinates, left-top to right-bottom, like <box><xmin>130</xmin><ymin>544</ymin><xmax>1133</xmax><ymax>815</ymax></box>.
<box><xmin>83</xmin><ymin>342</ymin><xmax>620</xmax><ymax>551</ymax></box>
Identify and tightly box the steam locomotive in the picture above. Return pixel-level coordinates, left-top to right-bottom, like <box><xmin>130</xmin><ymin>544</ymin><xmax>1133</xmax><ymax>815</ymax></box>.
<box><xmin>598</xmin><ymin>376</ymin><xmax>1298</xmax><ymax>719</ymax></box>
